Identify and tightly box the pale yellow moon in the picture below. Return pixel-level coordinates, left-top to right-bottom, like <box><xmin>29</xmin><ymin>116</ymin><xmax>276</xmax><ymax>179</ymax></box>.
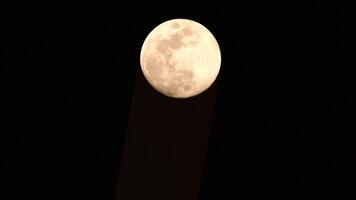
<box><xmin>140</xmin><ymin>18</ymin><xmax>221</xmax><ymax>98</ymax></box>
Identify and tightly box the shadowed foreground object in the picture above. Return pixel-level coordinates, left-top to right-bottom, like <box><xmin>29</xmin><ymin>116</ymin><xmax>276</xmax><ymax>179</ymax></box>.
<box><xmin>114</xmin><ymin>68</ymin><xmax>218</xmax><ymax>200</ymax></box>
<box><xmin>140</xmin><ymin>19</ymin><xmax>221</xmax><ymax>98</ymax></box>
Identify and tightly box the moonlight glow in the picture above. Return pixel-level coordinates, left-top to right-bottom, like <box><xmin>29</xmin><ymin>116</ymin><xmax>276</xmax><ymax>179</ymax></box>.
<box><xmin>140</xmin><ymin>18</ymin><xmax>221</xmax><ymax>98</ymax></box>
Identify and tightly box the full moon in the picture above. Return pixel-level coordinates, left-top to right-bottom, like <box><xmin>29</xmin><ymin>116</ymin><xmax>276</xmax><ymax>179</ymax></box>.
<box><xmin>140</xmin><ymin>18</ymin><xmax>221</xmax><ymax>98</ymax></box>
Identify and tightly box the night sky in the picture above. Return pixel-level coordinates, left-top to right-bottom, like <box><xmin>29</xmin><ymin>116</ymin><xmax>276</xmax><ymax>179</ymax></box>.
<box><xmin>2</xmin><ymin>1</ymin><xmax>354</xmax><ymax>200</ymax></box>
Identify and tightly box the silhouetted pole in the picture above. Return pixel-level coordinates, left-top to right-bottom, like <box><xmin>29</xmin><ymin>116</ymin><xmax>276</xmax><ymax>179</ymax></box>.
<box><xmin>115</xmin><ymin>69</ymin><xmax>218</xmax><ymax>200</ymax></box>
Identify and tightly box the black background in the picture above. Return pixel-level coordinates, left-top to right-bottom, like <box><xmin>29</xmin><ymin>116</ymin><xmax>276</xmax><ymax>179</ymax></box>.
<box><xmin>2</xmin><ymin>1</ymin><xmax>354</xmax><ymax>200</ymax></box>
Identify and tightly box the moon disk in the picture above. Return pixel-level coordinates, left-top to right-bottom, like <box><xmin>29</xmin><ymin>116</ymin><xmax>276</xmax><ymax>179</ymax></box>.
<box><xmin>140</xmin><ymin>19</ymin><xmax>221</xmax><ymax>98</ymax></box>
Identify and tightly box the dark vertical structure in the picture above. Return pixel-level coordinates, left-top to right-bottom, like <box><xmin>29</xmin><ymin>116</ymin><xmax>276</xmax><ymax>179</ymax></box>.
<box><xmin>115</xmin><ymin>68</ymin><xmax>218</xmax><ymax>200</ymax></box>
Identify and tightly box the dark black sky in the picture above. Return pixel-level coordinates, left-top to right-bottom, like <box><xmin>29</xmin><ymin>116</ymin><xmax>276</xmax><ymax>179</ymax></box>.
<box><xmin>2</xmin><ymin>1</ymin><xmax>354</xmax><ymax>200</ymax></box>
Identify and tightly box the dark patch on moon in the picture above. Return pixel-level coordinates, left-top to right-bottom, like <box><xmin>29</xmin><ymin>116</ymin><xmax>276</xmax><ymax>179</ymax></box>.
<box><xmin>155</xmin><ymin>38</ymin><xmax>173</xmax><ymax>69</ymax></box>
<box><xmin>167</xmin><ymin>58</ymin><xmax>176</xmax><ymax>69</ymax></box>
<box><xmin>179</xmin><ymin>69</ymin><xmax>194</xmax><ymax>80</ymax></box>
<box><xmin>145</xmin><ymin>54</ymin><xmax>164</xmax><ymax>81</ymax></box>
<box><xmin>183</xmin><ymin>85</ymin><xmax>191</xmax><ymax>91</ymax></box>
<box><xmin>171</xmin><ymin>22</ymin><xmax>180</xmax><ymax>29</ymax></box>
<box><xmin>163</xmin><ymin>88</ymin><xmax>178</xmax><ymax>97</ymax></box>
<box><xmin>182</xmin><ymin>26</ymin><xmax>194</xmax><ymax>36</ymax></box>
<box><xmin>156</xmin><ymin>39</ymin><xmax>170</xmax><ymax>53</ymax></box>
<box><xmin>178</xmin><ymin>69</ymin><xmax>195</xmax><ymax>92</ymax></box>
<box><xmin>169</xmin><ymin>33</ymin><xmax>184</xmax><ymax>49</ymax></box>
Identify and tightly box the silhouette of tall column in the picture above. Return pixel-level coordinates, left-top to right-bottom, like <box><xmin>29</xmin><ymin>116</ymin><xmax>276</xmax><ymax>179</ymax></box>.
<box><xmin>115</xmin><ymin>69</ymin><xmax>218</xmax><ymax>200</ymax></box>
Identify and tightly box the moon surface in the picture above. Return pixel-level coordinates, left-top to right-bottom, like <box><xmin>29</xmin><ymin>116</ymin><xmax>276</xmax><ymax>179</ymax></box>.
<box><xmin>140</xmin><ymin>18</ymin><xmax>221</xmax><ymax>98</ymax></box>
